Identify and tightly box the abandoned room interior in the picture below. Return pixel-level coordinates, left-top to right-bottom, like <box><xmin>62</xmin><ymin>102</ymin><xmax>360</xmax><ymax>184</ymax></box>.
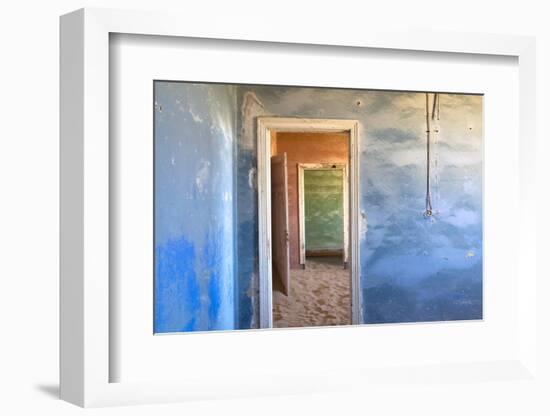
<box><xmin>154</xmin><ymin>81</ymin><xmax>483</xmax><ymax>333</ymax></box>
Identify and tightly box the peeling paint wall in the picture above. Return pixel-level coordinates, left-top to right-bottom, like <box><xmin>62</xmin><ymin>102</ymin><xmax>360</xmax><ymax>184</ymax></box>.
<box><xmin>154</xmin><ymin>82</ymin><xmax>237</xmax><ymax>332</ymax></box>
<box><xmin>236</xmin><ymin>86</ymin><xmax>483</xmax><ymax>325</ymax></box>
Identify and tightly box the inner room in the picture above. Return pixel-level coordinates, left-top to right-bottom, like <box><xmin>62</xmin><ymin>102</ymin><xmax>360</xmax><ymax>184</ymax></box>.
<box><xmin>270</xmin><ymin>131</ymin><xmax>351</xmax><ymax>328</ymax></box>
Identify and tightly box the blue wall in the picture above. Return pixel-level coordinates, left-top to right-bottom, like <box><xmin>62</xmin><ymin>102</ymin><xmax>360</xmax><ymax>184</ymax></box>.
<box><xmin>155</xmin><ymin>82</ymin><xmax>483</xmax><ymax>331</ymax></box>
<box><xmin>236</xmin><ymin>86</ymin><xmax>483</xmax><ymax>327</ymax></box>
<box><xmin>154</xmin><ymin>82</ymin><xmax>237</xmax><ymax>333</ymax></box>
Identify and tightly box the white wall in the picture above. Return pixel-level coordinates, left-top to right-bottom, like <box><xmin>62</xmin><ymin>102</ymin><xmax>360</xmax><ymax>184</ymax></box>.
<box><xmin>1</xmin><ymin>1</ymin><xmax>548</xmax><ymax>415</ymax></box>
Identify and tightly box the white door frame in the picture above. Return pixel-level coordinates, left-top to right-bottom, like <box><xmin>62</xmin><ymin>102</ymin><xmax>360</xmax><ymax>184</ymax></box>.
<box><xmin>257</xmin><ymin>117</ymin><xmax>361</xmax><ymax>328</ymax></box>
<box><xmin>298</xmin><ymin>163</ymin><xmax>349</xmax><ymax>266</ymax></box>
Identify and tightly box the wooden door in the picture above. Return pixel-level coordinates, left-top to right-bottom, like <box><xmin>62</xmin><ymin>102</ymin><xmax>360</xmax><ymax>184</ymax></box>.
<box><xmin>271</xmin><ymin>153</ymin><xmax>290</xmax><ymax>296</ymax></box>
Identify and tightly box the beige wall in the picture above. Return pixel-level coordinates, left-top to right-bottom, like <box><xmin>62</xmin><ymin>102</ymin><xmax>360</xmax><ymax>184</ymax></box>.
<box><xmin>273</xmin><ymin>132</ymin><xmax>349</xmax><ymax>269</ymax></box>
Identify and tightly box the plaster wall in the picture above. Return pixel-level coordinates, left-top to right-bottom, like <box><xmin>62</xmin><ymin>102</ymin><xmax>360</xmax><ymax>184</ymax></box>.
<box><xmin>154</xmin><ymin>82</ymin><xmax>237</xmax><ymax>332</ymax></box>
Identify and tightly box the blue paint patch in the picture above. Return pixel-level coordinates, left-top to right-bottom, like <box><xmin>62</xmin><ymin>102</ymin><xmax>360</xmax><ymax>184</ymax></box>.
<box><xmin>204</xmin><ymin>235</ymin><xmax>222</xmax><ymax>328</ymax></box>
<box><xmin>154</xmin><ymin>236</ymin><xmax>200</xmax><ymax>333</ymax></box>
<box><xmin>182</xmin><ymin>317</ymin><xmax>197</xmax><ymax>332</ymax></box>
<box><xmin>207</xmin><ymin>272</ymin><xmax>221</xmax><ymax>328</ymax></box>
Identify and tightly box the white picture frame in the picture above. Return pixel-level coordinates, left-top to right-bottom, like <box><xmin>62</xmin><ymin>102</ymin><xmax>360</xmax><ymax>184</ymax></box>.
<box><xmin>60</xmin><ymin>8</ymin><xmax>537</xmax><ymax>407</ymax></box>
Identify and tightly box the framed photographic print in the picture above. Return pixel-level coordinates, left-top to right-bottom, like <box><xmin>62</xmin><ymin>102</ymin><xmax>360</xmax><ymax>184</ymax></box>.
<box><xmin>60</xmin><ymin>8</ymin><xmax>537</xmax><ymax>407</ymax></box>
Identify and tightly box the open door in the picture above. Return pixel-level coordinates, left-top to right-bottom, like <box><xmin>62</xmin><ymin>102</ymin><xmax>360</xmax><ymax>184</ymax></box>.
<box><xmin>271</xmin><ymin>153</ymin><xmax>290</xmax><ymax>296</ymax></box>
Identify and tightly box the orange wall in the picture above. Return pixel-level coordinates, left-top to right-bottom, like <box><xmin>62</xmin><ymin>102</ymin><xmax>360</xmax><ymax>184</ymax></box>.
<box><xmin>273</xmin><ymin>132</ymin><xmax>349</xmax><ymax>269</ymax></box>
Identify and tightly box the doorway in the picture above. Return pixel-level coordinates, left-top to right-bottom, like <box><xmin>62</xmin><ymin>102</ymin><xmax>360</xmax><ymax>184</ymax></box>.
<box><xmin>298</xmin><ymin>163</ymin><xmax>349</xmax><ymax>268</ymax></box>
<box><xmin>257</xmin><ymin>117</ymin><xmax>360</xmax><ymax>329</ymax></box>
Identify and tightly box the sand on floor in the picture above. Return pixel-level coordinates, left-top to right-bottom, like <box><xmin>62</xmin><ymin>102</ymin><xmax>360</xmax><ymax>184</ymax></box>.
<box><xmin>273</xmin><ymin>256</ymin><xmax>351</xmax><ymax>328</ymax></box>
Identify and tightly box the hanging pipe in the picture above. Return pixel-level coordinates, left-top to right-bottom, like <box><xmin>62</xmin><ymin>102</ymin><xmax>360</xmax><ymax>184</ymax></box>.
<box><xmin>424</xmin><ymin>93</ymin><xmax>433</xmax><ymax>217</ymax></box>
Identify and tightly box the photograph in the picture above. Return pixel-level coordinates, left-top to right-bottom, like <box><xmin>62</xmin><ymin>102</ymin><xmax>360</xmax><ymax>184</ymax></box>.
<box><xmin>153</xmin><ymin>82</ymin><xmax>483</xmax><ymax>333</ymax></box>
